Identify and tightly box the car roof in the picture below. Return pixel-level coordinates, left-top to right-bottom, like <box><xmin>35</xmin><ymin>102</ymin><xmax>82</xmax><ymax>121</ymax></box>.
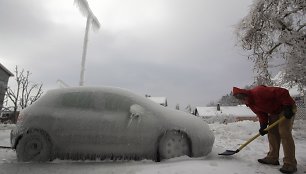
<box><xmin>44</xmin><ymin>86</ymin><xmax>149</xmax><ymax>104</ymax></box>
<box><xmin>47</xmin><ymin>86</ymin><xmax>134</xmax><ymax>96</ymax></box>
<box><xmin>37</xmin><ymin>86</ymin><xmax>167</xmax><ymax>111</ymax></box>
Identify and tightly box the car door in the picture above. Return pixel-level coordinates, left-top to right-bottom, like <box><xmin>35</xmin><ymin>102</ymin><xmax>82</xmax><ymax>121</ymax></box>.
<box><xmin>94</xmin><ymin>93</ymin><xmax>162</xmax><ymax>156</ymax></box>
<box><xmin>52</xmin><ymin>91</ymin><xmax>98</xmax><ymax>153</ymax></box>
<box><xmin>92</xmin><ymin>92</ymin><xmax>142</xmax><ymax>155</ymax></box>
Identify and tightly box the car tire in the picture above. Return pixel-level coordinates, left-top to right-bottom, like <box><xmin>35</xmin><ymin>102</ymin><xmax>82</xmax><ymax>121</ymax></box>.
<box><xmin>16</xmin><ymin>130</ymin><xmax>52</xmax><ymax>162</ymax></box>
<box><xmin>158</xmin><ymin>131</ymin><xmax>191</xmax><ymax>160</ymax></box>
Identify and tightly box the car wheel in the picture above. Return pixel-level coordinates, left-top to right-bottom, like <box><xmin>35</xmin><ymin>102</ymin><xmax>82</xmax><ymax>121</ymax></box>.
<box><xmin>158</xmin><ymin>131</ymin><xmax>191</xmax><ymax>160</ymax></box>
<box><xmin>16</xmin><ymin>130</ymin><xmax>52</xmax><ymax>162</ymax></box>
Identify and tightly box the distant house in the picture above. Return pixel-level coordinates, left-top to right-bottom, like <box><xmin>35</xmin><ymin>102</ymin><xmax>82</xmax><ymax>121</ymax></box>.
<box><xmin>147</xmin><ymin>96</ymin><xmax>168</xmax><ymax>107</ymax></box>
<box><xmin>194</xmin><ymin>105</ymin><xmax>257</xmax><ymax>123</ymax></box>
<box><xmin>0</xmin><ymin>63</ymin><xmax>14</xmax><ymax>112</ymax></box>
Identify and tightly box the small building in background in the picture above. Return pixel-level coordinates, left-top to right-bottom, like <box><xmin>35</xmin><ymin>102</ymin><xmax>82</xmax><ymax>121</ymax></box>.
<box><xmin>0</xmin><ymin>63</ymin><xmax>14</xmax><ymax>112</ymax></box>
<box><xmin>194</xmin><ymin>105</ymin><xmax>257</xmax><ymax>124</ymax></box>
<box><xmin>147</xmin><ymin>96</ymin><xmax>168</xmax><ymax>107</ymax></box>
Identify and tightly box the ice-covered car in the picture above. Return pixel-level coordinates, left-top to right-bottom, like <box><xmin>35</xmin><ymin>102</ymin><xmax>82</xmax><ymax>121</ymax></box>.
<box><xmin>11</xmin><ymin>86</ymin><xmax>215</xmax><ymax>162</ymax></box>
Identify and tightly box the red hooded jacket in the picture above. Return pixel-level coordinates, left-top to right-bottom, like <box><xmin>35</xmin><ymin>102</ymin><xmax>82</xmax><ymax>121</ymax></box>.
<box><xmin>233</xmin><ymin>86</ymin><xmax>295</xmax><ymax>124</ymax></box>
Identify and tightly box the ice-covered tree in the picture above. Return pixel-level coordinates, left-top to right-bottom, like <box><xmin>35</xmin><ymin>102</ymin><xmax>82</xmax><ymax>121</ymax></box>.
<box><xmin>206</xmin><ymin>101</ymin><xmax>217</xmax><ymax>107</ymax></box>
<box><xmin>5</xmin><ymin>66</ymin><xmax>43</xmax><ymax>123</ymax></box>
<box><xmin>218</xmin><ymin>94</ymin><xmax>241</xmax><ymax>106</ymax></box>
<box><xmin>185</xmin><ymin>104</ymin><xmax>192</xmax><ymax>114</ymax></box>
<box><xmin>213</xmin><ymin>85</ymin><xmax>254</xmax><ymax>106</ymax></box>
<box><xmin>236</xmin><ymin>0</ymin><xmax>306</xmax><ymax>89</ymax></box>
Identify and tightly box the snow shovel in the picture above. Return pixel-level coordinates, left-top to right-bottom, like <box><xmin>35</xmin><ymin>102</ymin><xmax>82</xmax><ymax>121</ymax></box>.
<box><xmin>218</xmin><ymin>115</ymin><xmax>286</xmax><ymax>156</ymax></box>
<box><xmin>0</xmin><ymin>145</ymin><xmax>11</xmax><ymax>149</ymax></box>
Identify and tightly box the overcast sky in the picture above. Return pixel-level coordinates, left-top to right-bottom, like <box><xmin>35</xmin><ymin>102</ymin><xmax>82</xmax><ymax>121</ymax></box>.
<box><xmin>0</xmin><ymin>0</ymin><xmax>257</xmax><ymax>108</ymax></box>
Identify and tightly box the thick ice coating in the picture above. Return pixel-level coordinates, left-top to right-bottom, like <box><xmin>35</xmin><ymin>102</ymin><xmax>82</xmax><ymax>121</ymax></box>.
<box><xmin>11</xmin><ymin>86</ymin><xmax>215</xmax><ymax>161</ymax></box>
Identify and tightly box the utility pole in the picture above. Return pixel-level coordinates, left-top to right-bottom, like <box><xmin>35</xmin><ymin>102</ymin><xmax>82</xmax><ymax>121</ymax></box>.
<box><xmin>74</xmin><ymin>0</ymin><xmax>100</xmax><ymax>86</ymax></box>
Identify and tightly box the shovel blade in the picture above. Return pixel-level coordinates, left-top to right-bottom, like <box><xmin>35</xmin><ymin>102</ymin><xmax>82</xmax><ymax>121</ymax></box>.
<box><xmin>218</xmin><ymin>150</ymin><xmax>239</xmax><ymax>156</ymax></box>
<box><xmin>0</xmin><ymin>145</ymin><xmax>11</xmax><ymax>149</ymax></box>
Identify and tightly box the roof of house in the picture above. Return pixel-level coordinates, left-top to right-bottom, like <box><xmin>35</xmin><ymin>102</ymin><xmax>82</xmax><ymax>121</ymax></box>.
<box><xmin>148</xmin><ymin>97</ymin><xmax>167</xmax><ymax>106</ymax></box>
<box><xmin>0</xmin><ymin>63</ymin><xmax>14</xmax><ymax>76</ymax></box>
<box><xmin>195</xmin><ymin>105</ymin><xmax>256</xmax><ymax>117</ymax></box>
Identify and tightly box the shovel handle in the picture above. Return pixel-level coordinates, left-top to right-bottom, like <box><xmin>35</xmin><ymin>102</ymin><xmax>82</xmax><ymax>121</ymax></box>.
<box><xmin>237</xmin><ymin>116</ymin><xmax>286</xmax><ymax>151</ymax></box>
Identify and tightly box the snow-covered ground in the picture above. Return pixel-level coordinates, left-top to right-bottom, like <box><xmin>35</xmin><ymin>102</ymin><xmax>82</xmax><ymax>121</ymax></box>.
<box><xmin>0</xmin><ymin>120</ymin><xmax>305</xmax><ymax>174</ymax></box>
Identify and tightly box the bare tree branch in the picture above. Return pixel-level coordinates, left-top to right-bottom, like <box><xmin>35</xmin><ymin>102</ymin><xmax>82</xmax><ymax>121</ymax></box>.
<box><xmin>4</xmin><ymin>66</ymin><xmax>44</xmax><ymax>123</ymax></box>
<box><xmin>267</xmin><ymin>43</ymin><xmax>282</xmax><ymax>54</ymax></box>
<box><xmin>298</xmin><ymin>24</ymin><xmax>306</xmax><ymax>31</ymax></box>
<box><xmin>236</xmin><ymin>0</ymin><xmax>306</xmax><ymax>87</ymax></box>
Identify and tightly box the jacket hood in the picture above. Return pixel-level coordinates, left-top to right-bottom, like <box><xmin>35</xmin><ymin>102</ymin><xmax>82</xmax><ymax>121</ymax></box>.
<box><xmin>232</xmin><ymin>87</ymin><xmax>250</xmax><ymax>96</ymax></box>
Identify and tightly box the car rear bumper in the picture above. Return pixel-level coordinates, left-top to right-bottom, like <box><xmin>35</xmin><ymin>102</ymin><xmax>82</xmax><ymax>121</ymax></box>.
<box><xmin>10</xmin><ymin>127</ymin><xmax>23</xmax><ymax>149</ymax></box>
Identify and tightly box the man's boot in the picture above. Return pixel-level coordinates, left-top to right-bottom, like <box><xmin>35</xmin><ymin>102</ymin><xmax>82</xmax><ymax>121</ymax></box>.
<box><xmin>279</xmin><ymin>164</ymin><xmax>297</xmax><ymax>174</ymax></box>
<box><xmin>258</xmin><ymin>157</ymin><xmax>280</xmax><ymax>165</ymax></box>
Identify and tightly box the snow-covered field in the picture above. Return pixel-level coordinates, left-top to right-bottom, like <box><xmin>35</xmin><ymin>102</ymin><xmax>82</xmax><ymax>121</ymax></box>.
<box><xmin>0</xmin><ymin>120</ymin><xmax>305</xmax><ymax>174</ymax></box>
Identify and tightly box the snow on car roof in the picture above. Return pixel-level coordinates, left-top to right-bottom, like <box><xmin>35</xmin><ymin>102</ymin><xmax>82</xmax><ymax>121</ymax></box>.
<box><xmin>41</xmin><ymin>86</ymin><xmax>158</xmax><ymax>107</ymax></box>
<box><xmin>47</xmin><ymin>86</ymin><xmax>139</xmax><ymax>97</ymax></box>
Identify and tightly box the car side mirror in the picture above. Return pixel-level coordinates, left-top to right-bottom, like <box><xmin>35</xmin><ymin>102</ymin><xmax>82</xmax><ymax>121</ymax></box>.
<box><xmin>129</xmin><ymin>104</ymin><xmax>145</xmax><ymax>119</ymax></box>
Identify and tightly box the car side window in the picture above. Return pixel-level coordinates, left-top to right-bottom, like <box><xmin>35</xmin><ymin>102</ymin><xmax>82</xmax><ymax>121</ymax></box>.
<box><xmin>61</xmin><ymin>92</ymin><xmax>94</xmax><ymax>109</ymax></box>
<box><xmin>94</xmin><ymin>93</ymin><xmax>133</xmax><ymax>112</ymax></box>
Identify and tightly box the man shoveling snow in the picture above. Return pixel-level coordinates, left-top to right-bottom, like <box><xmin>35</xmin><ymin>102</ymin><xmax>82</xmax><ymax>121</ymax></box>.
<box><xmin>233</xmin><ymin>85</ymin><xmax>297</xmax><ymax>174</ymax></box>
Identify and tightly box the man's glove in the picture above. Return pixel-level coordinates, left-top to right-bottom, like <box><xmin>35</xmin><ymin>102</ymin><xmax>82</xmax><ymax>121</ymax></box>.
<box><xmin>283</xmin><ymin>105</ymin><xmax>294</xmax><ymax>119</ymax></box>
<box><xmin>259</xmin><ymin>124</ymin><xmax>268</xmax><ymax>136</ymax></box>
